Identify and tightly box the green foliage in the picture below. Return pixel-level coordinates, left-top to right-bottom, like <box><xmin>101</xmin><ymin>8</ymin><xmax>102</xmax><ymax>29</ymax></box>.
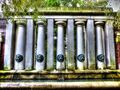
<box><xmin>1</xmin><ymin>0</ymin><xmax>108</xmax><ymax>15</ymax></box>
<box><xmin>114</xmin><ymin>11</ymin><xmax>120</xmax><ymax>29</ymax></box>
<box><xmin>0</xmin><ymin>0</ymin><xmax>120</xmax><ymax>29</ymax></box>
<box><xmin>45</xmin><ymin>0</ymin><xmax>60</xmax><ymax>7</ymax></box>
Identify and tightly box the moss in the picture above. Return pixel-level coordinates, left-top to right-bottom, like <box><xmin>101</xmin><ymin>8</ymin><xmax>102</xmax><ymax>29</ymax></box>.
<box><xmin>0</xmin><ymin>75</ymin><xmax>11</xmax><ymax>79</ymax></box>
<box><xmin>46</xmin><ymin>67</ymin><xmax>54</xmax><ymax>71</ymax></box>
<box><xmin>89</xmin><ymin>64</ymin><xmax>96</xmax><ymax>70</ymax></box>
<box><xmin>25</xmin><ymin>67</ymin><xmax>33</xmax><ymax>71</ymax></box>
<box><xmin>110</xmin><ymin>57</ymin><xmax>116</xmax><ymax>70</ymax></box>
<box><xmin>67</xmin><ymin>64</ymin><xmax>75</xmax><ymax>71</ymax></box>
<box><xmin>4</xmin><ymin>66</ymin><xmax>11</xmax><ymax>70</ymax></box>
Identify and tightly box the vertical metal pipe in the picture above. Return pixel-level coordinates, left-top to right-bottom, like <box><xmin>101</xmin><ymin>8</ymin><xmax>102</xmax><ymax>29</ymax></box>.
<box><xmin>76</xmin><ymin>20</ymin><xmax>85</xmax><ymax>70</ymax></box>
<box><xmin>4</xmin><ymin>20</ymin><xmax>14</xmax><ymax>70</ymax></box>
<box><xmin>35</xmin><ymin>20</ymin><xmax>45</xmax><ymax>71</ymax></box>
<box><xmin>25</xmin><ymin>19</ymin><xmax>34</xmax><ymax>70</ymax></box>
<box><xmin>95</xmin><ymin>21</ymin><xmax>105</xmax><ymax>69</ymax></box>
<box><xmin>47</xmin><ymin>19</ymin><xmax>54</xmax><ymax>70</ymax></box>
<box><xmin>14</xmin><ymin>20</ymin><xmax>26</xmax><ymax>70</ymax></box>
<box><xmin>56</xmin><ymin>20</ymin><xmax>66</xmax><ymax>70</ymax></box>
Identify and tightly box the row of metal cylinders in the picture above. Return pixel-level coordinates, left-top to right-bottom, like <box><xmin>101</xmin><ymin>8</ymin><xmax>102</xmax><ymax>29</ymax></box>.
<box><xmin>3</xmin><ymin>18</ymin><xmax>116</xmax><ymax>71</ymax></box>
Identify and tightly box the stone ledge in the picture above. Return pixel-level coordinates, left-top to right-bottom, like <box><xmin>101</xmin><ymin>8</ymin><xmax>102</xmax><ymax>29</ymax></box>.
<box><xmin>3</xmin><ymin>7</ymin><xmax>113</xmax><ymax>16</ymax></box>
<box><xmin>0</xmin><ymin>70</ymin><xmax>120</xmax><ymax>80</ymax></box>
<box><xmin>0</xmin><ymin>81</ymin><xmax>120</xmax><ymax>88</ymax></box>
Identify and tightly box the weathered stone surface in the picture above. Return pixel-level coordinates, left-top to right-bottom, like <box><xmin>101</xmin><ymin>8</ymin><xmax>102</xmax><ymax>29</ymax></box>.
<box><xmin>25</xmin><ymin>19</ymin><xmax>34</xmax><ymax>70</ymax></box>
<box><xmin>105</xmin><ymin>21</ymin><xmax>116</xmax><ymax>69</ymax></box>
<box><xmin>14</xmin><ymin>22</ymin><xmax>26</xmax><ymax>70</ymax></box>
<box><xmin>4</xmin><ymin>20</ymin><xmax>14</xmax><ymax>70</ymax></box>
<box><xmin>47</xmin><ymin>19</ymin><xmax>54</xmax><ymax>70</ymax></box>
<box><xmin>86</xmin><ymin>19</ymin><xmax>96</xmax><ymax>69</ymax></box>
<box><xmin>66</xmin><ymin>19</ymin><xmax>75</xmax><ymax>70</ymax></box>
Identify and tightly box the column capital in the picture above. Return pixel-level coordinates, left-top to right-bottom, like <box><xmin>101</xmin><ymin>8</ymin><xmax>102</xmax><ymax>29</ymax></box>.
<box><xmin>95</xmin><ymin>21</ymin><xmax>104</xmax><ymax>25</ymax></box>
<box><xmin>36</xmin><ymin>20</ymin><xmax>45</xmax><ymax>25</ymax></box>
<box><xmin>75</xmin><ymin>20</ymin><xmax>85</xmax><ymax>25</ymax></box>
<box><xmin>16</xmin><ymin>19</ymin><xmax>26</xmax><ymax>25</ymax></box>
<box><xmin>55</xmin><ymin>19</ymin><xmax>66</xmax><ymax>26</ymax></box>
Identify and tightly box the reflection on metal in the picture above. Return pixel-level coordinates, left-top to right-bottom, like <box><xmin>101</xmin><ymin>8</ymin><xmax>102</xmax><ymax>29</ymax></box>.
<box><xmin>95</xmin><ymin>21</ymin><xmax>105</xmax><ymax>69</ymax></box>
<box><xmin>35</xmin><ymin>20</ymin><xmax>45</xmax><ymax>71</ymax></box>
<box><xmin>14</xmin><ymin>20</ymin><xmax>26</xmax><ymax>70</ymax></box>
<box><xmin>56</xmin><ymin>20</ymin><xmax>66</xmax><ymax>70</ymax></box>
<box><xmin>75</xmin><ymin>20</ymin><xmax>85</xmax><ymax>70</ymax></box>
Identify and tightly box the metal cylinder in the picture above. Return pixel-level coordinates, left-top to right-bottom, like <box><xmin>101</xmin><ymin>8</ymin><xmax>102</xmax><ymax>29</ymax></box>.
<box><xmin>14</xmin><ymin>20</ymin><xmax>26</xmax><ymax>70</ymax></box>
<box><xmin>35</xmin><ymin>20</ymin><xmax>45</xmax><ymax>71</ymax></box>
<box><xmin>76</xmin><ymin>21</ymin><xmax>85</xmax><ymax>70</ymax></box>
<box><xmin>95</xmin><ymin>21</ymin><xmax>105</xmax><ymax>69</ymax></box>
<box><xmin>56</xmin><ymin>20</ymin><xmax>66</xmax><ymax>70</ymax></box>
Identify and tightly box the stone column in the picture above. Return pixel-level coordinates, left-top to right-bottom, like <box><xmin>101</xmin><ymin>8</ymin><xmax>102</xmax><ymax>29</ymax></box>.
<box><xmin>0</xmin><ymin>32</ymin><xmax>2</xmax><ymax>69</ymax></box>
<box><xmin>0</xmin><ymin>20</ymin><xmax>6</xmax><ymax>69</ymax></box>
<box><xmin>95</xmin><ymin>21</ymin><xmax>105</xmax><ymax>69</ymax></box>
<box><xmin>35</xmin><ymin>20</ymin><xmax>45</xmax><ymax>71</ymax></box>
<box><xmin>25</xmin><ymin>19</ymin><xmax>34</xmax><ymax>70</ymax></box>
<box><xmin>75</xmin><ymin>20</ymin><xmax>85</xmax><ymax>70</ymax></box>
<box><xmin>105</xmin><ymin>21</ymin><xmax>116</xmax><ymax>69</ymax></box>
<box><xmin>4</xmin><ymin>20</ymin><xmax>14</xmax><ymax>70</ymax></box>
<box><xmin>56</xmin><ymin>20</ymin><xmax>66</xmax><ymax>70</ymax></box>
<box><xmin>47</xmin><ymin>19</ymin><xmax>54</xmax><ymax>70</ymax></box>
<box><xmin>66</xmin><ymin>19</ymin><xmax>75</xmax><ymax>70</ymax></box>
<box><xmin>86</xmin><ymin>19</ymin><xmax>96</xmax><ymax>69</ymax></box>
<box><xmin>14</xmin><ymin>20</ymin><xmax>26</xmax><ymax>70</ymax></box>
